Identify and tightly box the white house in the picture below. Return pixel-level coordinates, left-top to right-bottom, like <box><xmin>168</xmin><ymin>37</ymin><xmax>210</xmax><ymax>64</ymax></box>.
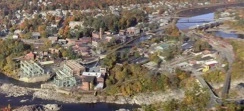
<box><xmin>13</xmin><ymin>35</ymin><xmax>19</xmax><ymax>39</ymax></box>
<box><xmin>69</xmin><ymin>21</ymin><xmax>84</xmax><ymax>29</ymax></box>
<box><xmin>82</xmin><ymin>72</ymin><xmax>102</xmax><ymax>78</ymax></box>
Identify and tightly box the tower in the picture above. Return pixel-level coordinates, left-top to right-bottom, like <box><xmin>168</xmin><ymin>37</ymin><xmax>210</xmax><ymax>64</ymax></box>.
<box><xmin>99</xmin><ymin>28</ymin><xmax>103</xmax><ymax>39</ymax></box>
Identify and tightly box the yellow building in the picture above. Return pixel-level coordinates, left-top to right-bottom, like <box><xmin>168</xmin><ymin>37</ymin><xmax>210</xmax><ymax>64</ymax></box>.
<box><xmin>202</xmin><ymin>65</ymin><xmax>210</xmax><ymax>73</ymax></box>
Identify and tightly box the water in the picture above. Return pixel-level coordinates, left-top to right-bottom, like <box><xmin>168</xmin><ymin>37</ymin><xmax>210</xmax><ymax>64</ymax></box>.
<box><xmin>176</xmin><ymin>13</ymin><xmax>244</xmax><ymax>39</ymax></box>
<box><xmin>117</xmin><ymin>35</ymin><xmax>151</xmax><ymax>52</ymax></box>
<box><xmin>0</xmin><ymin>94</ymin><xmax>139</xmax><ymax>111</ymax></box>
<box><xmin>0</xmin><ymin>73</ymin><xmax>42</xmax><ymax>88</ymax></box>
<box><xmin>176</xmin><ymin>13</ymin><xmax>215</xmax><ymax>30</ymax></box>
<box><xmin>0</xmin><ymin>73</ymin><xmax>140</xmax><ymax>110</ymax></box>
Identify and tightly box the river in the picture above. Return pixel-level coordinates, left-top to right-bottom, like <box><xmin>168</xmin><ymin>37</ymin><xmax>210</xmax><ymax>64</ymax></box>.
<box><xmin>0</xmin><ymin>93</ymin><xmax>138</xmax><ymax>111</ymax></box>
<box><xmin>176</xmin><ymin>2</ymin><xmax>244</xmax><ymax>39</ymax></box>
<box><xmin>0</xmin><ymin>73</ymin><xmax>139</xmax><ymax>110</ymax></box>
<box><xmin>176</xmin><ymin>12</ymin><xmax>244</xmax><ymax>39</ymax></box>
<box><xmin>1</xmin><ymin>2</ymin><xmax>244</xmax><ymax>110</ymax></box>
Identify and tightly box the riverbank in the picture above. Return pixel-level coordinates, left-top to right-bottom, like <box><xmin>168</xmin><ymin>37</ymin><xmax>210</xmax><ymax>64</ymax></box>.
<box><xmin>13</xmin><ymin>104</ymin><xmax>61</xmax><ymax>111</ymax></box>
<box><xmin>0</xmin><ymin>83</ymin><xmax>184</xmax><ymax>105</ymax></box>
<box><xmin>206</xmin><ymin>25</ymin><xmax>244</xmax><ymax>35</ymax></box>
<box><xmin>177</xmin><ymin>2</ymin><xmax>244</xmax><ymax>17</ymax></box>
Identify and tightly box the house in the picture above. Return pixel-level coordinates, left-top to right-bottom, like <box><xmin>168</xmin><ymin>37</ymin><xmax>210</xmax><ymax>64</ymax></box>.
<box><xmin>66</xmin><ymin>37</ymin><xmax>91</xmax><ymax>46</ymax></box>
<box><xmin>32</xmin><ymin>32</ymin><xmax>41</xmax><ymax>39</ymax></box>
<box><xmin>119</xmin><ymin>30</ymin><xmax>126</xmax><ymax>35</ymax></box>
<box><xmin>24</xmin><ymin>52</ymin><xmax>35</xmax><ymax>60</ymax></box>
<box><xmin>155</xmin><ymin>43</ymin><xmax>170</xmax><ymax>51</ymax></box>
<box><xmin>204</xmin><ymin>60</ymin><xmax>218</xmax><ymax>66</ymax></box>
<box><xmin>72</xmin><ymin>45</ymin><xmax>91</xmax><ymax>56</ymax></box>
<box><xmin>57</xmin><ymin>39</ymin><xmax>67</xmax><ymax>44</ymax></box>
<box><xmin>48</xmin><ymin>36</ymin><xmax>58</xmax><ymax>44</ymax></box>
<box><xmin>126</xmin><ymin>27</ymin><xmax>140</xmax><ymax>35</ymax></box>
<box><xmin>49</xmin><ymin>48</ymin><xmax>60</xmax><ymax>54</ymax></box>
<box><xmin>181</xmin><ymin>41</ymin><xmax>194</xmax><ymax>51</ymax></box>
<box><xmin>13</xmin><ymin>34</ymin><xmax>19</xmax><ymax>39</ymax></box>
<box><xmin>14</xmin><ymin>30</ymin><xmax>22</xmax><ymax>35</ymax></box>
<box><xmin>91</xmin><ymin>38</ymin><xmax>100</xmax><ymax>47</ymax></box>
<box><xmin>69</xmin><ymin>21</ymin><xmax>84</xmax><ymax>29</ymax></box>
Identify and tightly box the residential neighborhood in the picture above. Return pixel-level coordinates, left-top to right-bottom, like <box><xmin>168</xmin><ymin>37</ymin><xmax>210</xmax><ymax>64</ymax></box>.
<box><xmin>0</xmin><ymin>0</ymin><xmax>243</xmax><ymax>111</ymax></box>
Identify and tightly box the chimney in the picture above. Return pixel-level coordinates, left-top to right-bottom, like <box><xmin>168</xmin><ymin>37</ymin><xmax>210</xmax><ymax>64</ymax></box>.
<box><xmin>99</xmin><ymin>28</ymin><xmax>103</xmax><ymax>39</ymax></box>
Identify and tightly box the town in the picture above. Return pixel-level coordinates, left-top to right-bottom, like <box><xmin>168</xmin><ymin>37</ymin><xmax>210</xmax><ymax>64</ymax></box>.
<box><xmin>0</xmin><ymin>0</ymin><xmax>243</xmax><ymax>111</ymax></box>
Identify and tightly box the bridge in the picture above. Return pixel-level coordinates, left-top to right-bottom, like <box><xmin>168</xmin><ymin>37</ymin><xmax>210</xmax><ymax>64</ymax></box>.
<box><xmin>189</xmin><ymin>20</ymin><xmax>224</xmax><ymax>30</ymax></box>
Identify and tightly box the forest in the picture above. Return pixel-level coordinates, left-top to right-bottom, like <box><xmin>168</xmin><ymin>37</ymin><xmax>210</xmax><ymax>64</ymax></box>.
<box><xmin>0</xmin><ymin>39</ymin><xmax>31</xmax><ymax>77</ymax></box>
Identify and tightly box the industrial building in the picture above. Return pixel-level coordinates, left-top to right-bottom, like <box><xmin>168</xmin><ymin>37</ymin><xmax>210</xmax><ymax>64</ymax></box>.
<box><xmin>64</xmin><ymin>60</ymin><xmax>85</xmax><ymax>76</ymax></box>
<box><xmin>54</xmin><ymin>68</ymin><xmax>77</xmax><ymax>87</ymax></box>
<box><xmin>20</xmin><ymin>60</ymin><xmax>45</xmax><ymax>78</ymax></box>
<box><xmin>53</xmin><ymin>60</ymin><xmax>84</xmax><ymax>87</ymax></box>
<box><xmin>19</xmin><ymin>60</ymin><xmax>50</xmax><ymax>83</ymax></box>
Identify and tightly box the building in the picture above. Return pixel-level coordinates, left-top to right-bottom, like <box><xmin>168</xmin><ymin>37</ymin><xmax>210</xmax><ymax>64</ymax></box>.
<box><xmin>155</xmin><ymin>43</ymin><xmax>170</xmax><ymax>51</ymax></box>
<box><xmin>19</xmin><ymin>60</ymin><xmax>50</xmax><ymax>82</ymax></box>
<box><xmin>54</xmin><ymin>66</ymin><xmax>77</xmax><ymax>87</ymax></box>
<box><xmin>64</xmin><ymin>60</ymin><xmax>85</xmax><ymax>76</ymax></box>
<box><xmin>79</xmin><ymin>66</ymin><xmax>106</xmax><ymax>91</ymax></box>
<box><xmin>20</xmin><ymin>60</ymin><xmax>44</xmax><ymax>78</ymax></box>
<box><xmin>48</xmin><ymin>36</ymin><xmax>58</xmax><ymax>44</ymax></box>
<box><xmin>181</xmin><ymin>41</ymin><xmax>194</xmax><ymax>51</ymax></box>
<box><xmin>69</xmin><ymin>21</ymin><xmax>84</xmax><ymax>29</ymax></box>
<box><xmin>80</xmin><ymin>76</ymin><xmax>95</xmax><ymax>91</ymax></box>
<box><xmin>66</xmin><ymin>37</ymin><xmax>91</xmax><ymax>46</ymax></box>
<box><xmin>126</xmin><ymin>27</ymin><xmax>140</xmax><ymax>35</ymax></box>
<box><xmin>119</xmin><ymin>30</ymin><xmax>126</xmax><ymax>35</ymax></box>
<box><xmin>72</xmin><ymin>45</ymin><xmax>91</xmax><ymax>56</ymax></box>
<box><xmin>24</xmin><ymin>52</ymin><xmax>35</xmax><ymax>60</ymax></box>
<box><xmin>91</xmin><ymin>38</ymin><xmax>100</xmax><ymax>47</ymax></box>
<box><xmin>204</xmin><ymin>60</ymin><xmax>218</xmax><ymax>66</ymax></box>
<box><xmin>14</xmin><ymin>30</ymin><xmax>22</xmax><ymax>35</ymax></box>
<box><xmin>92</xmin><ymin>28</ymin><xmax>103</xmax><ymax>39</ymax></box>
<box><xmin>13</xmin><ymin>34</ymin><xmax>19</xmax><ymax>39</ymax></box>
<box><xmin>32</xmin><ymin>32</ymin><xmax>41</xmax><ymax>39</ymax></box>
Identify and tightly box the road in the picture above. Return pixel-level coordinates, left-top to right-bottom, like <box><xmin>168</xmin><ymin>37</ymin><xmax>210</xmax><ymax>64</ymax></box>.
<box><xmin>191</xmin><ymin>31</ymin><xmax>235</xmax><ymax>99</ymax></box>
<box><xmin>177</xmin><ymin>30</ymin><xmax>242</xmax><ymax>107</ymax></box>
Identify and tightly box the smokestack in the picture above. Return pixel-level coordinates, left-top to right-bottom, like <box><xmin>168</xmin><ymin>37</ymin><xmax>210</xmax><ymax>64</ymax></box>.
<box><xmin>99</xmin><ymin>28</ymin><xmax>103</xmax><ymax>39</ymax></box>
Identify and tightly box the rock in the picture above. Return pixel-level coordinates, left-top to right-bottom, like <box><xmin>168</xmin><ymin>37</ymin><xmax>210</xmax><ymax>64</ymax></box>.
<box><xmin>13</xmin><ymin>105</ymin><xmax>44</xmax><ymax>111</ymax></box>
<box><xmin>43</xmin><ymin>104</ymin><xmax>62</xmax><ymax>111</ymax></box>
<box><xmin>33</xmin><ymin>90</ymin><xmax>79</xmax><ymax>103</ymax></box>
<box><xmin>132</xmin><ymin>90</ymin><xmax>184</xmax><ymax>105</ymax></box>
<box><xmin>20</xmin><ymin>99</ymin><xmax>28</xmax><ymax>103</ymax></box>
<box><xmin>13</xmin><ymin>104</ymin><xmax>61</xmax><ymax>111</ymax></box>
<box><xmin>0</xmin><ymin>83</ymin><xmax>32</xmax><ymax>97</ymax></box>
<box><xmin>116</xmin><ymin>108</ymin><xmax>130</xmax><ymax>111</ymax></box>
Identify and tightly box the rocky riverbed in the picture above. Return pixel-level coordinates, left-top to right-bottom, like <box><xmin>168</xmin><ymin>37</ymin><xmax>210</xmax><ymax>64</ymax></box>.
<box><xmin>0</xmin><ymin>83</ymin><xmax>33</xmax><ymax>97</ymax></box>
<box><xmin>13</xmin><ymin>104</ymin><xmax>61</xmax><ymax>111</ymax></box>
<box><xmin>0</xmin><ymin>83</ymin><xmax>184</xmax><ymax>105</ymax></box>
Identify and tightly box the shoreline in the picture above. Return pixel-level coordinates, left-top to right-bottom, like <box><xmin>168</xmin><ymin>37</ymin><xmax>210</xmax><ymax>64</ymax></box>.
<box><xmin>0</xmin><ymin>83</ymin><xmax>184</xmax><ymax>105</ymax></box>
<box><xmin>0</xmin><ymin>1</ymin><xmax>243</xmax><ymax>109</ymax></box>
<box><xmin>206</xmin><ymin>25</ymin><xmax>244</xmax><ymax>35</ymax></box>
